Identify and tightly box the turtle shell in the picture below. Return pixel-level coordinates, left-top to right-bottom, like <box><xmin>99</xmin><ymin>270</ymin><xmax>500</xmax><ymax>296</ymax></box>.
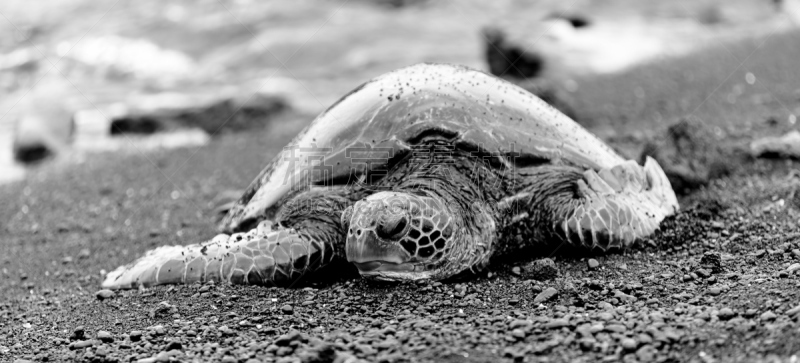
<box><xmin>221</xmin><ymin>63</ymin><xmax>625</xmax><ymax>232</ymax></box>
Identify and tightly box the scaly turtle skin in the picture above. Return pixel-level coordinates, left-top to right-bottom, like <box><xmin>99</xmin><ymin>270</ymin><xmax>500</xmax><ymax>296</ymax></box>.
<box><xmin>102</xmin><ymin>63</ymin><xmax>678</xmax><ymax>288</ymax></box>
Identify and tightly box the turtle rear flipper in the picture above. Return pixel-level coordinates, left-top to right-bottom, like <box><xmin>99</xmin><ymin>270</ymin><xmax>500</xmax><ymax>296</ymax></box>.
<box><xmin>102</xmin><ymin>223</ymin><xmax>338</xmax><ymax>289</ymax></box>
<box><xmin>559</xmin><ymin>156</ymin><xmax>678</xmax><ymax>250</ymax></box>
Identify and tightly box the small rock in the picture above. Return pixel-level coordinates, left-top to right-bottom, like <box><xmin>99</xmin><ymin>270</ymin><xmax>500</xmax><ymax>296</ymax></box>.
<box><xmin>743</xmin><ymin>309</ymin><xmax>758</xmax><ymax>318</ymax></box>
<box><xmin>281</xmin><ymin>304</ymin><xmax>294</xmax><ymax>315</ymax></box>
<box><xmin>129</xmin><ymin>331</ymin><xmax>143</xmax><ymax>342</ymax></box>
<box><xmin>587</xmin><ymin>259</ymin><xmax>600</xmax><ymax>269</ymax></box>
<box><xmin>718</xmin><ymin>308</ymin><xmax>736</xmax><ymax>320</ymax></box>
<box><xmin>621</xmin><ymin>338</ymin><xmax>637</xmax><ymax>350</ymax></box>
<box><xmin>605</xmin><ymin>324</ymin><xmax>627</xmax><ymax>333</ymax></box>
<box><xmin>545</xmin><ymin>318</ymin><xmax>569</xmax><ymax>329</ymax></box>
<box><xmin>163</xmin><ymin>341</ymin><xmax>182</xmax><ymax>351</ymax></box>
<box><xmin>78</xmin><ymin>249</ymin><xmax>91</xmax><ymax>259</ymax></box>
<box><xmin>276</xmin><ymin>346</ymin><xmax>294</xmax><ymax>357</ymax></box>
<box><xmin>150</xmin><ymin>301</ymin><xmax>174</xmax><ymax>318</ymax></box>
<box><xmin>707</xmin><ymin>287</ymin><xmax>721</xmax><ymax>296</ymax></box>
<box><xmin>156</xmin><ymin>350</ymin><xmax>184</xmax><ymax>361</ymax></box>
<box><xmin>96</xmin><ymin>331</ymin><xmax>113</xmax><ymax>343</ymax></box>
<box><xmin>760</xmin><ymin>311</ymin><xmax>777</xmax><ymax>321</ymax></box>
<box><xmin>523</xmin><ymin>258</ymin><xmax>558</xmax><ymax>281</ymax></box>
<box><xmin>700</xmin><ymin>252</ymin><xmax>723</xmax><ymax>273</ymax></box>
<box><xmin>579</xmin><ymin>337</ymin><xmax>596</xmax><ymax>351</ymax></box>
<box><xmin>275</xmin><ymin>330</ymin><xmax>304</xmax><ymax>346</ymax></box>
<box><xmin>218</xmin><ymin>326</ymin><xmax>234</xmax><ymax>336</ymax></box>
<box><xmin>786</xmin><ymin>305</ymin><xmax>800</xmax><ymax>318</ymax></box>
<box><xmin>70</xmin><ymin>326</ymin><xmax>85</xmax><ymax>341</ymax></box>
<box><xmin>95</xmin><ymin>346</ymin><xmax>107</xmax><ymax>357</ymax></box>
<box><xmin>534</xmin><ymin>287</ymin><xmax>558</xmax><ymax>304</ymax></box>
<box><xmin>95</xmin><ymin>289</ymin><xmax>116</xmax><ymax>300</ymax></box>
<box><xmin>636</xmin><ymin>345</ymin><xmax>657</xmax><ymax>361</ymax></box>
<box><xmin>69</xmin><ymin>340</ymin><xmax>94</xmax><ymax>350</ymax></box>
<box><xmin>787</xmin><ymin>263</ymin><xmax>800</xmax><ymax>273</ymax></box>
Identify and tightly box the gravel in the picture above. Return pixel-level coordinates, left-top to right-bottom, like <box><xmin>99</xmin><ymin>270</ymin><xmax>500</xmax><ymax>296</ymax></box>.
<box><xmin>4</xmin><ymin>25</ymin><xmax>800</xmax><ymax>363</ymax></box>
<box><xmin>95</xmin><ymin>289</ymin><xmax>116</xmax><ymax>300</ymax></box>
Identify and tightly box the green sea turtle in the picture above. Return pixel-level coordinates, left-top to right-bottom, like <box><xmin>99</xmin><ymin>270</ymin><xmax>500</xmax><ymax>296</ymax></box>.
<box><xmin>102</xmin><ymin>63</ymin><xmax>678</xmax><ymax>289</ymax></box>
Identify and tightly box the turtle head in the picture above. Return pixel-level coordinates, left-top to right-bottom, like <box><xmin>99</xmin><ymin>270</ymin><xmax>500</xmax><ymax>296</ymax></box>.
<box><xmin>344</xmin><ymin>191</ymin><xmax>490</xmax><ymax>281</ymax></box>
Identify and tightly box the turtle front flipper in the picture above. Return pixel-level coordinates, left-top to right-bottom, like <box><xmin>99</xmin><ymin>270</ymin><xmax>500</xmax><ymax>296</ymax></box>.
<box><xmin>101</xmin><ymin>222</ymin><xmax>339</xmax><ymax>289</ymax></box>
<box><xmin>555</xmin><ymin>156</ymin><xmax>678</xmax><ymax>250</ymax></box>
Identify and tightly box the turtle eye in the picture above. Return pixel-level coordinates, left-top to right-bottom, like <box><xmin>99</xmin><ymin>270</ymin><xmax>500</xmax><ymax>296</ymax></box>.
<box><xmin>376</xmin><ymin>216</ymin><xmax>408</xmax><ymax>240</ymax></box>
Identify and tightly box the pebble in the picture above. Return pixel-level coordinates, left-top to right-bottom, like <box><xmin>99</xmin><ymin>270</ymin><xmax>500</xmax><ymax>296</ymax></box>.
<box><xmin>786</xmin><ymin>304</ymin><xmax>800</xmax><ymax>317</ymax></box>
<box><xmin>129</xmin><ymin>331</ymin><xmax>143</xmax><ymax>342</ymax></box>
<box><xmin>636</xmin><ymin>345</ymin><xmax>657</xmax><ymax>361</ymax></box>
<box><xmin>718</xmin><ymin>308</ymin><xmax>736</xmax><ymax>320</ymax></box>
<box><xmin>545</xmin><ymin>318</ymin><xmax>569</xmax><ymax>329</ymax></box>
<box><xmin>605</xmin><ymin>324</ymin><xmax>627</xmax><ymax>333</ymax></box>
<box><xmin>78</xmin><ymin>248</ymin><xmax>91</xmax><ymax>259</ymax></box>
<box><xmin>163</xmin><ymin>341</ymin><xmax>182</xmax><ymax>351</ymax></box>
<box><xmin>587</xmin><ymin>259</ymin><xmax>600</xmax><ymax>269</ymax></box>
<box><xmin>621</xmin><ymin>337</ymin><xmax>637</xmax><ymax>350</ymax></box>
<box><xmin>523</xmin><ymin>258</ymin><xmax>558</xmax><ymax>281</ymax></box>
<box><xmin>578</xmin><ymin>337</ymin><xmax>596</xmax><ymax>351</ymax></box>
<box><xmin>95</xmin><ymin>346</ymin><xmax>107</xmax><ymax>357</ymax></box>
<box><xmin>700</xmin><ymin>252</ymin><xmax>723</xmax><ymax>273</ymax></box>
<box><xmin>707</xmin><ymin>287</ymin><xmax>721</xmax><ymax>296</ymax></box>
<box><xmin>787</xmin><ymin>263</ymin><xmax>800</xmax><ymax>273</ymax></box>
<box><xmin>534</xmin><ymin>287</ymin><xmax>558</xmax><ymax>304</ymax></box>
<box><xmin>150</xmin><ymin>302</ymin><xmax>174</xmax><ymax>318</ymax></box>
<box><xmin>97</xmin><ymin>331</ymin><xmax>113</xmax><ymax>343</ymax></box>
<box><xmin>71</xmin><ymin>326</ymin><xmax>85</xmax><ymax>341</ymax></box>
<box><xmin>281</xmin><ymin>304</ymin><xmax>294</xmax><ymax>314</ymax></box>
<box><xmin>760</xmin><ymin>311</ymin><xmax>777</xmax><ymax>321</ymax></box>
<box><xmin>69</xmin><ymin>340</ymin><xmax>94</xmax><ymax>350</ymax></box>
<box><xmin>510</xmin><ymin>328</ymin><xmax>526</xmax><ymax>339</ymax></box>
<box><xmin>275</xmin><ymin>330</ymin><xmax>304</xmax><ymax>346</ymax></box>
<box><xmin>95</xmin><ymin>289</ymin><xmax>116</xmax><ymax>300</ymax></box>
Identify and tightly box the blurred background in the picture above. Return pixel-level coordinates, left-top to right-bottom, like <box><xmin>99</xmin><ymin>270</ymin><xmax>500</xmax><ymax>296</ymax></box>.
<box><xmin>0</xmin><ymin>0</ymin><xmax>798</xmax><ymax>187</ymax></box>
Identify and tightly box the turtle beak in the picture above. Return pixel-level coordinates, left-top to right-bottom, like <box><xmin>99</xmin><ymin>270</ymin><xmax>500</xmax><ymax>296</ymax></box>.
<box><xmin>345</xmin><ymin>195</ymin><xmax>429</xmax><ymax>280</ymax></box>
<box><xmin>346</xmin><ymin>229</ymin><xmax>409</xmax><ymax>266</ymax></box>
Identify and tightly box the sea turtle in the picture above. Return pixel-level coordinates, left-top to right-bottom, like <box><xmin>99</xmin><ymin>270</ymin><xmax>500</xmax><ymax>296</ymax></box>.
<box><xmin>102</xmin><ymin>63</ymin><xmax>678</xmax><ymax>289</ymax></box>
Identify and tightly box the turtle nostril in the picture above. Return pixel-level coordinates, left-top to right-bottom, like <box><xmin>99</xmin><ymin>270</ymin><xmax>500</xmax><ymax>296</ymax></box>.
<box><xmin>375</xmin><ymin>216</ymin><xmax>408</xmax><ymax>240</ymax></box>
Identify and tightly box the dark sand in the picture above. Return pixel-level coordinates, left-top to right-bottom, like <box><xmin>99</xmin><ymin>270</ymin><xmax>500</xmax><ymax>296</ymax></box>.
<box><xmin>2</xmin><ymin>30</ymin><xmax>800</xmax><ymax>363</ymax></box>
